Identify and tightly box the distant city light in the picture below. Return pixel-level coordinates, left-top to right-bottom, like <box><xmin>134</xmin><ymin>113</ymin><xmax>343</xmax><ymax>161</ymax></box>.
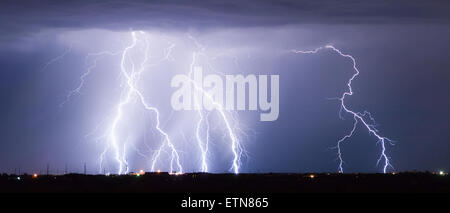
<box><xmin>157</xmin><ymin>170</ymin><xmax>161</xmax><ymax>174</ymax></box>
<box><xmin>139</xmin><ymin>169</ymin><xmax>145</xmax><ymax>175</ymax></box>
<box><xmin>169</xmin><ymin>171</ymin><xmax>183</xmax><ymax>176</ymax></box>
<box><xmin>32</xmin><ymin>173</ymin><xmax>38</xmax><ymax>178</ymax></box>
<box><xmin>309</xmin><ymin>174</ymin><xmax>315</xmax><ymax>179</ymax></box>
<box><xmin>439</xmin><ymin>171</ymin><xmax>446</xmax><ymax>176</ymax></box>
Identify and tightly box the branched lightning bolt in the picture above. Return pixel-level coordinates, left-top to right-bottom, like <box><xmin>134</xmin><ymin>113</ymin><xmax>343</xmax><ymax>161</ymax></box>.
<box><xmin>186</xmin><ymin>35</ymin><xmax>244</xmax><ymax>174</ymax></box>
<box><xmin>292</xmin><ymin>45</ymin><xmax>394</xmax><ymax>173</ymax></box>
<box><xmin>60</xmin><ymin>51</ymin><xmax>121</xmax><ymax>107</ymax></box>
<box><xmin>63</xmin><ymin>31</ymin><xmax>183</xmax><ymax>174</ymax></box>
<box><xmin>110</xmin><ymin>31</ymin><xmax>182</xmax><ymax>174</ymax></box>
<box><xmin>41</xmin><ymin>43</ymin><xmax>73</xmax><ymax>72</ymax></box>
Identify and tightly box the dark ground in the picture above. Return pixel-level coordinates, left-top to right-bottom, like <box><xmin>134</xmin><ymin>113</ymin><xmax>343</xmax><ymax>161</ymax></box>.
<box><xmin>0</xmin><ymin>172</ymin><xmax>448</xmax><ymax>193</ymax></box>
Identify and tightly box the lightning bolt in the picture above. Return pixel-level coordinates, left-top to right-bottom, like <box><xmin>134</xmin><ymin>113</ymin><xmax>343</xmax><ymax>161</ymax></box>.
<box><xmin>184</xmin><ymin>34</ymin><xmax>245</xmax><ymax>174</ymax></box>
<box><xmin>187</xmin><ymin>38</ymin><xmax>209</xmax><ymax>173</ymax></box>
<box><xmin>292</xmin><ymin>45</ymin><xmax>394</xmax><ymax>173</ymax></box>
<box><xmin>60</xmin><ymin>51</ymin><xmax>121</xmax><ymax>107</ymax></box>
<box><xmin>41</xmin><ymin>43</ymin><xmax>73</xmax><ymax>72</ymax></box>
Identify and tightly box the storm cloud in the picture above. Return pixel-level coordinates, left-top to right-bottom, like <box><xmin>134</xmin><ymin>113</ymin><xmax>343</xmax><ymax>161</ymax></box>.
<box><xmin>1</xmin><ymin>0</ymin><xmax>450</xmax><ymax>41</ymax></box>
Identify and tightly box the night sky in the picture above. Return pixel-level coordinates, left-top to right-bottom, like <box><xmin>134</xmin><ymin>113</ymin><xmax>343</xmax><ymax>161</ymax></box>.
<box><xmin>0</xmin><ymin>0</ymin><xmax>449</xmax><ymax>174</ymax></box>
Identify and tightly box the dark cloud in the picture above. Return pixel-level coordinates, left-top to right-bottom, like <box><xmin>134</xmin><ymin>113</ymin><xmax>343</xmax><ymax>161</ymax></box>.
<box><xmin>1</xmin><ymin>0</ymin><xmax>450</xmax><ymax>41</ymax></box>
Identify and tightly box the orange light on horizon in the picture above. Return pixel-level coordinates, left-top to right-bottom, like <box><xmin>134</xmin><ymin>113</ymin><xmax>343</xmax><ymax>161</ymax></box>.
<box><xmin>32</xmin><ymin>173</ymin><xmax>38</xmax><ymax>178</ymax></box>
